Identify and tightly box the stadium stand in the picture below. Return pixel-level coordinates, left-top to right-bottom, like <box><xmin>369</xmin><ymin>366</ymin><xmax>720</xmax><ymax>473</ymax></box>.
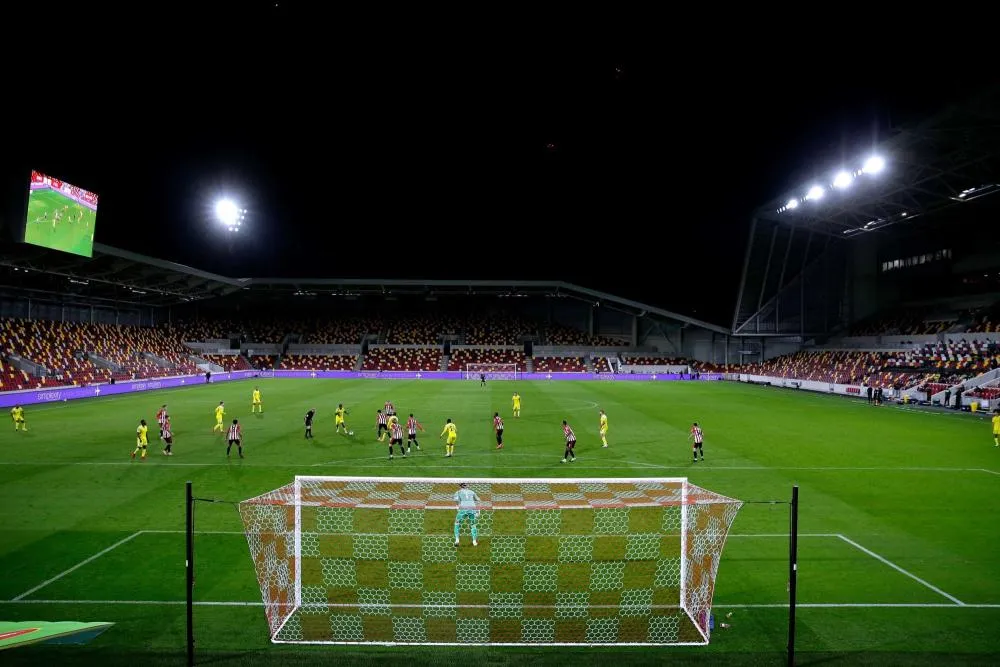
<box><xmin>465</xmin><ymin>316</ymin><xmax>537</xmax><ymax>345</ymax></box>
<box><xmin>280</xmin><ymin>354</ymin><xmax>357</xmax><ymax>371</ymax></box>
<box><xmin>849</xmin><ymin>307</ymin><xmax>956</xmax><ymax>336</ymax></box>
<box><xmin>533</xmin><ymin>356</ymin><xmax>587</xmax><ymax>372</ymax></box>
<box><xmin>363</xmin><ymin>347</ymin><xmax>442</xmax><ymax>371</ymax></box>
<box><xmin>304</xmin><ymin>318</ymin><xmax>377</xmax><ymax>344</ymax></box>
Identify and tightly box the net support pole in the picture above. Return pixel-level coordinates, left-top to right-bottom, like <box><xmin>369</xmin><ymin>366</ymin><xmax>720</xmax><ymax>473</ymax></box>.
<box><xmin>787</xmin><ymin>484</ymin><xmax>799</xmax><ymax>667</ymax></box>
<box><xmin>186</xmin><ymin>480</ymin><xmax>195</xmax><ymax>667</ymax></box>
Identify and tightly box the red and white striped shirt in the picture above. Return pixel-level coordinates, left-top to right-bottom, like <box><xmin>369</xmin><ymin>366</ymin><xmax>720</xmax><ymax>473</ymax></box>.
<box><xmin>384</xmin><ymin>401</ymin><xmax>395</xmax><ymax>415</ymax></box>
<box><xmin>407</xmin><ymin>416</ymin><xmax>421</xmax><ymax>435</ymax></box>
<box><xmin>156</xmin><ymin>408</ymin><xmax>167</xmax><ymax>426</ymax></box>
<box><xmin>563</xmin><ymin>424</ymin><xmax>576</xmax><ymax>441</ymax></box>
<box><xmin>227</xmin><ymin>423</ymin><xmax>242</xmax><ymax>440</ymax></box>
<box><xmin>391</xmin><ymin>422</ymin><xmax>403</xmax><ymax>440</ymax></box>
<box><xmin>494</xmin><ymin>415</ymin><xmax>504</xmax><ymax>432</ymax></box>
<box><xmin>377</xmin><ymin>412</ymin><xmax>388</xmax><ymax>426</ymax></box>
<box><xmin>162</xmin><ymin>423</ymin><xmax>173</xmax><ymax>439</ymax></box>
<box><xmin>691</xmin><ymin>426</ymin><xmax>703</xmax><ymax>444</ymax></box>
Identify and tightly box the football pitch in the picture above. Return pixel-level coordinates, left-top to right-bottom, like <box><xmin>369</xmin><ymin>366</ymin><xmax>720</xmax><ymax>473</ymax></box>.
<box><xmin>24</xmin><ymin>188</ymin><xmax>96</xmax><ymax>257</ymax></box>
<box><xmin>1</xmin><ymin>379</ymin><xmax>998</xmax><ymax>665</ymax></box>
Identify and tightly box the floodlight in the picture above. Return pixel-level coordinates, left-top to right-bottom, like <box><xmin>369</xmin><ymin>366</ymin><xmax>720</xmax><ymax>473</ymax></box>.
<box><xmin>786</xmin><ymin>198</ymin><xmax>799</xmax><ymax>210</ymax></box>
<box><xmin>862</xmin><ymin>156</ymin><xmax>885</xmax><ymax>175</ymax></box>
<box><xmin>833</xmin><ymin>171</ymin><xmax>853</xmax><ymax>189</ymax></box>
<box><xmin>215</xmin><ymin>199</ymin><xmax>240</xmax><ymax>226</ymax></box>
<box><xmin>805</xmin><ymin>185</ymin><xmax>824</xmax><ymax>201</ymax></box>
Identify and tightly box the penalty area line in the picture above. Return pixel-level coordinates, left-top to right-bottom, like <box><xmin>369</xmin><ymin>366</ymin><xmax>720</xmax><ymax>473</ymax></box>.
<box><xmin>836</xmin><ymin>534</ymin><xmax>965</xmax><ymax>606</ymax></box>
<box><xmin>12</xmin><ymin>531</ymin><xmax>144</xmax><ymax>601</ymax></box>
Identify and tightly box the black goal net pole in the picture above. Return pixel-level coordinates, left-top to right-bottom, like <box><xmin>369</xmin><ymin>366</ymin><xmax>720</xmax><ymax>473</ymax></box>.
<box><xmin>787</xmin><ymin>485</ymin><xmax>800</xmax><ymax>667</ymax></box>
<box><xmin>186</xmin><ymin>481</ymin><xmax>195</xmax><ymax>667</ymax></box>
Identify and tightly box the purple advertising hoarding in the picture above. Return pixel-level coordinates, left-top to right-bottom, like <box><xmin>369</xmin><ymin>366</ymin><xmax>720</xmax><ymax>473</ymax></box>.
<box><xmin>0</xmin><ymin>370</ymin><xmax>725</xmax><ymax>409</ymax></box>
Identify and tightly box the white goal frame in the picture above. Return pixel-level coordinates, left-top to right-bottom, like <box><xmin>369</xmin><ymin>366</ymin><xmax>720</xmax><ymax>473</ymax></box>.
<box><xmin>464</xmin><ymin>363</ymin><xmax>518</xmax><ymax>381</ymax></box>
<box><xmin>239</xmin><ymin>475</ymin><xmax>742</xmax><ymax>647</ymax></box>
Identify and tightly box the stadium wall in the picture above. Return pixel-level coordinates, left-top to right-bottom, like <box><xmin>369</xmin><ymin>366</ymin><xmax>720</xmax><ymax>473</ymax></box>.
<box><xmin>0</xmin><ymin>370</ymin><xmax>725</xmax><ymax>408</ymax></box>
<box><xmin>849</xmin><ymin>235</ymin><xmax>881</xmax><ymax>326</ymax></box>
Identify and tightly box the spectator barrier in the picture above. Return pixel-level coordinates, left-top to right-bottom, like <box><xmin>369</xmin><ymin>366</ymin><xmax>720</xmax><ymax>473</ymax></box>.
<box><xmin>0</xmin><ymin>370</ymin><xmax>724</xmax><ymax>408</ymax></box>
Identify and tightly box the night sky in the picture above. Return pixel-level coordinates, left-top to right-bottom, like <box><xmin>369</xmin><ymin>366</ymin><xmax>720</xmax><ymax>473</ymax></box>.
<box><xmin>3</xmin><ymin>6</ymin><xmax>987</xmax><ymax>326</ymax></box>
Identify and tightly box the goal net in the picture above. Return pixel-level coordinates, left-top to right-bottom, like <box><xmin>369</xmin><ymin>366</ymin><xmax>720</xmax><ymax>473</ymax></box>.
<box><xmin>464</xmin><ymin>363</ymin><xmax>518</xmax><ymax>381</ymax></box>
<box><xmin>238</xmin><ymin>476</ymin><xmax>742</xmax><ymax>646</ymax></box>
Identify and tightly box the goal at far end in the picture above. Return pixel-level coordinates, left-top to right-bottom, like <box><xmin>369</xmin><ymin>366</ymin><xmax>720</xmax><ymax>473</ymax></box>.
<box><xmin>464</xmin><ymin>363</ymin><xmax>518</xmax><ymax>381</ymax></box>
<box><xmin>238</xmin><ymin>476</ymin><xmax>743</xmax><ymax>646</ymax></box>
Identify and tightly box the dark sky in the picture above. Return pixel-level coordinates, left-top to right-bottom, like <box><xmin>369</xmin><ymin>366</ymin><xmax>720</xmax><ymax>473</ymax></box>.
<box><xmin>4</xmin><ymin>6</ymin><xmax>989</xmax><ymax>326</ymax></box>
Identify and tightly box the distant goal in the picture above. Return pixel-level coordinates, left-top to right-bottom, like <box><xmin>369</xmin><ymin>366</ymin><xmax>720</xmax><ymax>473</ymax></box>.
<box><xmin>238</xmin><ymin>476</ymin><xmax>743</xmax><ymax>646</ymax></box>
<box><xmin>464</xmin><ymin>363</ymin><xmax>518</xmax><ymax>381</ymax></box>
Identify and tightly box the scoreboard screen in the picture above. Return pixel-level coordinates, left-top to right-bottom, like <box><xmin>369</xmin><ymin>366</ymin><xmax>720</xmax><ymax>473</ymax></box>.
<box><xmin>24</xmin><ymin>170</ymin><xmax>98</xmax><ymax>258</ymax></box>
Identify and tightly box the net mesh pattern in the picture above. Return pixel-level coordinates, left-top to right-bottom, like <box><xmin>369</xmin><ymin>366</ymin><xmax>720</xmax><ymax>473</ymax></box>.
<box><xmin>239</xmin><ymin>477</ymin><xmax>742</xmax><ymax>645</ymax></box>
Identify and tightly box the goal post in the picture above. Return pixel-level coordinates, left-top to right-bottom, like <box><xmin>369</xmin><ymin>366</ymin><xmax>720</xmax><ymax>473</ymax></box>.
<box><xmin>238</xmin><ymin>476</ymin><xmax>742</xmax><ymax>646</ymax></box>
<box><xmin>464</xmin><ymin>363</ymin><xmax>518</xmax><ymax>381</ymax></box>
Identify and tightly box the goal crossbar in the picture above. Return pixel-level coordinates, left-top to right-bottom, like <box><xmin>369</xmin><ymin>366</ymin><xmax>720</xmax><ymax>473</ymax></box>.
<box><xmin>239</xmin><ymin>475</ymin><xmax>743</xmax><ymax>647</ymax></box>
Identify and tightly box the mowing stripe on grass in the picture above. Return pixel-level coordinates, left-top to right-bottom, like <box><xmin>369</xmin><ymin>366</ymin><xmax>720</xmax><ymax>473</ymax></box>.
<box><xmin>836</xmin><ymin>534</ymin><xmax>965</xmax><ymax>606</ymax></box>
<box><xmin>12</xmin><ymin>532</ymin><xmax>143</xmax><ymax>601</ymax></box>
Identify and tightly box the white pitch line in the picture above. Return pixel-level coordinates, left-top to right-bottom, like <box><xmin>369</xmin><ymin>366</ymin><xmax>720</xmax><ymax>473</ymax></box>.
<box><xmin>3</xmin><ymin>599</ymin><xmax>1000</xmax><ymax>609</ymax></box>
<box><xmin>12</xmin><ymin>531</ymin><xmax>143</xmax><ymax>601</ymax></box>
<box><xmin>836</xmin><ymin>534</ymin><xmax>965</xmax><ymax>606</ymax></box>
<box><xmin>0</xmin><ymin>461</ymin><xmax>994</xmax><ymax>476</ymax></box>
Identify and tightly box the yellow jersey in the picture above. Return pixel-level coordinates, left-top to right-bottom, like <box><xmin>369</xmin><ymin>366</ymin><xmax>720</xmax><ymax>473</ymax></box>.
<box><xmin>600</xmin><ymin>414</ymin><xmax>608</xmax><ymax>430</ymax></box>
<box><xmin>215</xmin><ymin>405</ymin><xmax>225</xmax><ymax>421</ymax></box>
<box><xmin>388</xmin><ymin>415</ymin><xmax>399</xmax><ymax>428</ymax></box>
<box><xmin>252</xmin><ymin>390</ymin><xmax>261</xmax><ymax>403</ymax></box>
<box><xmin>11</xmin><ymin>407</ymin><xmax>24</xmax><ymax>421</ymax></box>
<box><xmin>136</xmin><ymin>424</ymin><xmax>148</xmax><ymax>445</ymax></box>
<box><xmin>993</xmin><ymin>414</ymin><xmax>1000</xmax><ymax>434</ymax></box>
<box><xmin>512</xmin><ymin>394</ymin><xmax>521</xmax><ymax>407</ymax></box>
<box><xmin>441</xmin><ymin>423</ymin><xmax>457</xmax><ymax>442</ymax></box>
<box><xmin>335</xmin><ymin>407</ymin><xmax>346</xmax><ymax>422</ymax></box>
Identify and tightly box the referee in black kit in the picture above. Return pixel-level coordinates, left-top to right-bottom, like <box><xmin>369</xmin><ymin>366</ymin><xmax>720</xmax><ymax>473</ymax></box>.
<box><xmin>304</xmin><ymin>408</ymin><xmax>315</xmax><ymax>439</ymax></box>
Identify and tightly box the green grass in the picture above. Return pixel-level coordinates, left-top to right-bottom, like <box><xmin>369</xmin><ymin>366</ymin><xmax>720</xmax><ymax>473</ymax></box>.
<box><xmin>24</xmin><ymin>188</ymin><xmax>96</xmax><ymax>257</ymax></box>
<box><xmin>1</xmin><ymin>379</ymin><xmax>998</xmax><ymax>665</ymax></box>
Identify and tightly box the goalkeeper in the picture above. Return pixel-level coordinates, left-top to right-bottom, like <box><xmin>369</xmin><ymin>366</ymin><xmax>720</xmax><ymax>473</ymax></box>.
<box><xmin>453</xmin><ymin>482</ymin><xmax>480</xmax><ymax>547</ymax></box>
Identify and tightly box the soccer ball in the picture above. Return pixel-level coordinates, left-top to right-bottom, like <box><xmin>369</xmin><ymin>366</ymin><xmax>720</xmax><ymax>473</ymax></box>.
<box><xmin>348</xmin><ymin>430</ymin><xmax>354</xmax><ymax>436</ymax></box>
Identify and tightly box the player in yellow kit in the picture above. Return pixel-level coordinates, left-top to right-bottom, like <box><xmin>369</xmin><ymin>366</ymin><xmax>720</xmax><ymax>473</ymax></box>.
<box><xmin>11</xmin><ymin>405</ymin><xmax>27</xmax><ymax>431</ymax></box>
<box><xmin>335</xmin><ymin>403</ymin><xmax>351</xmax><ymax>435</ymax></box>
<box><xmin>599</xmin><ymin>409</ymin><xmax>609</xmax><ymax>448</ymax></box>
<box><xmin>213</xmin><ymin>401</ymin><xmax>226</xmax><ymax>432</ymax></box>
<box><xmin>251</xmin><ymin>387</ymin><xmax>262</xmax><ymax>414</ymax></box>
<box><xmin>993</xmin><ymin>408</ymin><xmax>999</xmax><ymax>447</ymax></box>
<box><xmin>132</xmin><ymin>419</ymin><xmax>149</xmax><ymax>460</ymax></box>
<box><xmin>440</xmin><ymin>418</ymin><xmax>458</xmax><ymax>457</ymax></box>
<box><xmin>512</xmin><ymin>392</ymin><xmax>521</xmax><ymax>418</ymax></box>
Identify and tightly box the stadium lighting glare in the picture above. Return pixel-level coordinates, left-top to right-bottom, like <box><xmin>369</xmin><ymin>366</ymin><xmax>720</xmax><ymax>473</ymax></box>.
<box><xmin>786</xmin><ymin>198</ymin><xmax>799</xmax><ymax>210</ymax></box>
<box><xmin>833</xmin><ymin>171</ymin><xmax>853</xmax><ymax>189</ymax></box>
<box><xmin>862</xmin><ymin>156</ymin><xmax>885</xmax><ymax>175</ymax></box>
<box><xmin>805</xmin><ymin>185</ymin><xmax>824</xmax><ymax>201</ymax></box>
<box><xmin>215</xmin><ymin>199</ymin><xmax>240</xmax><ymax>226</ymax></box>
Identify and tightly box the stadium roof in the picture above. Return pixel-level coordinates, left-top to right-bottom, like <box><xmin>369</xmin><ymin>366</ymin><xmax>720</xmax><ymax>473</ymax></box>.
<box><xmin>755</xmin><ymin>83</ymin><xmax>1000</xmax><ymax>238</ymax></box>
<box><xmin>0</xmin><ymin>242</ymin><xmax>729</xmax><ymax>333</ymax></box>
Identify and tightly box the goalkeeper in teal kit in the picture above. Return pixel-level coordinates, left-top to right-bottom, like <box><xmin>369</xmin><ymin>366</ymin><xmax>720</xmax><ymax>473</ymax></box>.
<box><xmin>454</xmin><ymin>483</ymin><xmax>481</xmax><ymax>547</ymax></box>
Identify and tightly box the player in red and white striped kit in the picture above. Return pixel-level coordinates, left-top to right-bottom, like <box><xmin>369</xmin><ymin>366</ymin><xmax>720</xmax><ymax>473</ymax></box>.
<box><xmin>226</xmin><ymin>419</ymin><xmax>243</xmax><ymax>458</ymax></box>
<box><xmin>155</xmin><ymin>404</ymin><xmax>168</xmax><ymax>439</ymax></box>
<box><xmin>493</xmin><ymin>412</ymin><xmax>504</xmax><ymax>449</ymax></box>
<box><xmin>384</xmin><ymin>401</ymin><xmax>396</xmax><ymax>417</ymax></box>
<box><xmin>689</xmin><ymin>422</ymin><xmax>704</xmax><ymax>462</ymax></box>
<box><xmin>388</xmin><ymin>420</ymin><xmax>406</xmax><ymax>460</ymax></box>
<box><xmin>161</xmin><ymin>418</ymin><xmax>174</xmax><ymax>456</ymax></box>
<box><xmin>561</xmin><ymin>420</ymin><xmax>576</xmax><ymax>463</ymax></box>
<box><xmin>406</xmin><ymin>414</ymin><xmax>424</xmax><ymax>453</ymax></box>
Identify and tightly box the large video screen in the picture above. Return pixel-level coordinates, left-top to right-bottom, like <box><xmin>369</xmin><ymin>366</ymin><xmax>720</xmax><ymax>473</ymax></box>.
<box><xmin>24</xmin><ymin>170</ymin><xmax>98</xmax><ymax>258</ymax></box>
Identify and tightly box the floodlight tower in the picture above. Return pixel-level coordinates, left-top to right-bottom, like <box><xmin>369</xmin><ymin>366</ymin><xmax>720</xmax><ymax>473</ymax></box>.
<box><xmin>215</xmin><ymin>198</ymin><xmax>247</xmax><ymax>232</ymax></box>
